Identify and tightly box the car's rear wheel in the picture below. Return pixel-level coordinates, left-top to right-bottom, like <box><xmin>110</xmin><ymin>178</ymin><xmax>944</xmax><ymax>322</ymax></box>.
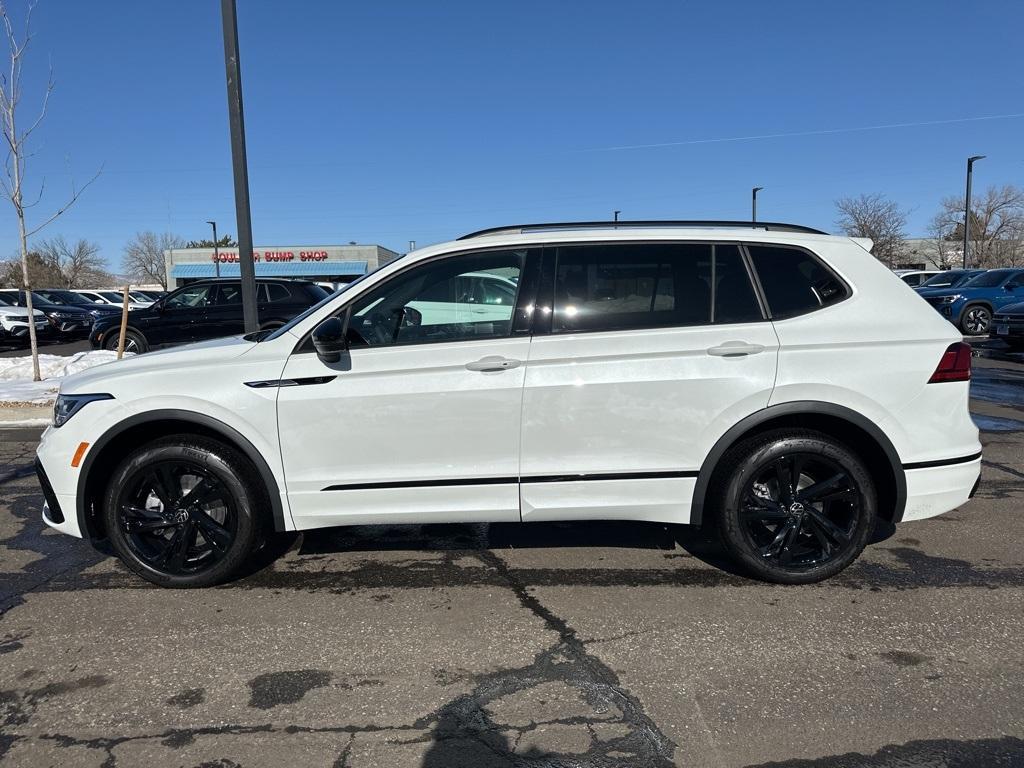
<box><xmin>960</xmin><ymin>305</ymin><xmax>992</xmax><ymax>335</ymax></box>
<box><xmin>103</xmin><ymin>436</ymin><xmax>266</xmax><ymax>587</ymax></box>
<box><xmin>103</xmin><ymin>329</ymin><xmax>148</xmax><ymax>354</ymax></box>
<box><xmin>712</xmin><ymin>429</ymin><xmax>876</xmax><ymax>584</ymax></box>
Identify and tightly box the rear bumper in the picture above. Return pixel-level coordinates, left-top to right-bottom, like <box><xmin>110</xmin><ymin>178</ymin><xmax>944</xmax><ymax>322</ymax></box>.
<box><xmin>901</xmin><ymin>454</ymin><xmax>982</xmax><ymax>522</ymax></box>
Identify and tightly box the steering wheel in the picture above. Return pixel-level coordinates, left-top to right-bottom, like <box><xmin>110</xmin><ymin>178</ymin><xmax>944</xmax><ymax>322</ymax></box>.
<box><xmin>362</xmin><ymin>306</ymin><xmax>421</xmax><ymax>345</ymax></box>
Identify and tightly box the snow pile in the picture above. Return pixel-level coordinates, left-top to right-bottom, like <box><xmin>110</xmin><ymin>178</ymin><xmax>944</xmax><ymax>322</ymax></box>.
<box><xmin>0</xmin><ymin>350</ymin><xmax>130</xmax><ymax>405</ymax></box>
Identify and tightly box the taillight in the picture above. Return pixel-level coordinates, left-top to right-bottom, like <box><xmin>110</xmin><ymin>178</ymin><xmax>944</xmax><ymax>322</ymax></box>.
<box><xmin>928</xmin><ymin>342</ymin><xmax>972</xmax><ymax>383</ymax></box>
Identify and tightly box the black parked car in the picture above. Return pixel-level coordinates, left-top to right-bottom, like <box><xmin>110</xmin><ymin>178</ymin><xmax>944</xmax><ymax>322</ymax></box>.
<box><xmin>990</xmin><ymin>302</ymin><xmax>1024</xmax><ymax>350</ymax></box>
<box><xmin>34</xmin><ymin>289</ymin><xmax>124</xmax><ymax>321</ymax></box>
<box><xmin>88</xmin><ymin>278</ymin><xmax>330</xmax><ymax>353</ymax></box>
<box><xmin>0</xmin><ymin>289</ymin><xmax>97</xmax><ymax>337</ymax></box>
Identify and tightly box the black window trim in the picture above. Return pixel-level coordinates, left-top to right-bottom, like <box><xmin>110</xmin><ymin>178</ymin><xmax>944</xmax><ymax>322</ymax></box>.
<box><xmin>291</xmin><ymin>245</ymin><xmax>542</xmax><ymax>354</ymax></box>
<box><xmin>535</xmin><ymin>239</ymin><xmax>771</xmax><ymax>339</ymax></box>
<box><xmin>740</xmin><ymin>241</ymin><xmax>852</xmax><ymax>321</ymax></box>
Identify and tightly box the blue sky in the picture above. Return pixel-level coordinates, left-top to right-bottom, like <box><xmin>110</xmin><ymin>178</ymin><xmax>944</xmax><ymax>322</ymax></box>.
<box><xmin>3</xmin><ymin>0</ymin><xmax>1023</xmax><ymax>271</ymax></box>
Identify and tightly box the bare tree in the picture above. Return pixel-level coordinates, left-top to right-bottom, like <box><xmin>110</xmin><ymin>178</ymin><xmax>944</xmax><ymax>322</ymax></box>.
<box><xmin>930</xmin><ymin>185</ymin><xmax>1024</xmax><ymax>268</ymax></box>
<box><xmin>122</xmin><ymin>231</ymin><xmax>183</xmax><ymax>289</ymax></box>
<box><xmin>834</xmin><ymin>193</ymin><xmax>909</xmax><ymax>268</ymax></box>
<box><xmin>0</xmin><ymin>2</ymin><xmax>100</xmax><ymax>380</ymax></box>
<box><xmin>36</xmin><ymin>235</ymin><xmax>111</xmax><ymax>287</ymax></box>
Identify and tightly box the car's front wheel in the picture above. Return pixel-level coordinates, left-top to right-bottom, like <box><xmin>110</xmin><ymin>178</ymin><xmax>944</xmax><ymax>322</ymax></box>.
<box><xmin>103</xmin><ymin>436</ymin><xmax>266</xmax><ymax>587</ymax></box>
<box><xmin>960</xmin><ymin>305</ymin><xmax>992</xmax><ymax>335</ymax></box>
<box><xmin>712</xmin><ymin>429</ymin><xmax>876</xmax><ymax>584</ymax></box>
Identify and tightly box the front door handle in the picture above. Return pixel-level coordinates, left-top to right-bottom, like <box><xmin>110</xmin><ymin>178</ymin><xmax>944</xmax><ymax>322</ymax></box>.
<box><xmin>707</xmin><ymin>341</ymin><xmax>766</xmax><ymax>357</ymax></box>
<box><xmin>465</xmin><ymin>355</ymin><xmax>522</xmax><ymax>372</ymax></box>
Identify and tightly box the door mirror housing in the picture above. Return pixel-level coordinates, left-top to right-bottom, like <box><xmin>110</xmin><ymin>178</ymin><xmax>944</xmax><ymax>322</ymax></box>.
<box><xmin>312</xmin><ymin>317</ymin><xmax>347</xmax><ymax>363</ymax></box>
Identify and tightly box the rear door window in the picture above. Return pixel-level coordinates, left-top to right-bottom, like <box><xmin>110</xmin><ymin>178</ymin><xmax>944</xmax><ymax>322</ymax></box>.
<box><xmin>747</xmin><ymin>245</ymin><xmax>848</xmax><ymax>319</ymax></box>
<box><xmin>551</xmin><ymin>242</ymin><xmax>762</xmax><ymax>334</ymax></box>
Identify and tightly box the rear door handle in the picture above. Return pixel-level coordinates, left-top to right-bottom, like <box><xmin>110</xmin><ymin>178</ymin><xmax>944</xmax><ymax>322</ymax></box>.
<box><xmin>707</xmin><ymin>341</ymin><xmax>766</xmax><ymax>357</ymax></box>
<box><xmin>465</xmin><ymin>355</ymin><xmax>522</xmax><ymax>372</ymax></box>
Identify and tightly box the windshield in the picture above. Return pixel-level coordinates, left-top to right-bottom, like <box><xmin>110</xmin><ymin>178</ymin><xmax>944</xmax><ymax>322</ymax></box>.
<box><xmin>0</xmin><ymin>293</ymin><xmax>14</xmax><ymax>306</ymax></box>
<box><xmin>919</xmin><ymin>271</ymin><xmax>966</xmax><ymax>288</ymax></box>
<box><xmin>963</xmin><ymin>270</ymin><xmax>1015</xmax><ymax>288</ymax></box>
<box><xmin>263</xmin><ymin>270</ymin><xmax>383</xmax><ymax>342</ymax></box>
<box><xmin>99</xmin><ymin>291</ymin><xmax>125</xmax><ymax>302</ymax></box>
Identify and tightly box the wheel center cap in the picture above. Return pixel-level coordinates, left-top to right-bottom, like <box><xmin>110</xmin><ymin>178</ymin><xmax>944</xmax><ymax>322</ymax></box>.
<box><xmin>173</xmin><ymin>509</ymin><xmax>189</xmax><ymax>524</ymax></box>
<box><xmin>789</xmin><ymin>502</ymin><xmax>805</xmax><ymax>516</ymax></box>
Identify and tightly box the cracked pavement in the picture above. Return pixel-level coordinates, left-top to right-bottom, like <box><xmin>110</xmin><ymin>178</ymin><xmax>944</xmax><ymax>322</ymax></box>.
<box><xmin>1</xmin><ymin>345</ymin><xmax>1023</xmax><ymax>767</ymax></box>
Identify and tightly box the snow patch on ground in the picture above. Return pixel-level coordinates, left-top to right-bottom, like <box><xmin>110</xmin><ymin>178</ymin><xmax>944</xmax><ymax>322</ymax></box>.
<box><xmin>0</xmin><ymin>350</ymin><xmax>129</xmax><ymax>405</ymax></box>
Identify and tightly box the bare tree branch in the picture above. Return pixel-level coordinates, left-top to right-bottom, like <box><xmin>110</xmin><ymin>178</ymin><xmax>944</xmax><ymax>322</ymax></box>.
<box><xmin>834</xmin><ymin>193</ymin><xmax>909</xmax><ymax>268</ymax></box>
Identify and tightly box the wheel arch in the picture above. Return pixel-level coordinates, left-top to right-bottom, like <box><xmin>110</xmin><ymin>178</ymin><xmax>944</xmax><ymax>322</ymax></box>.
<box><xmin>690</xmin><ymin>401</ymin><xmax>906</xmax><ymax>528</ymax></box>
<box><xmin>76</xmin><ymin>409</ymin><xmax>286</xmax><ymax>540</ymax></box>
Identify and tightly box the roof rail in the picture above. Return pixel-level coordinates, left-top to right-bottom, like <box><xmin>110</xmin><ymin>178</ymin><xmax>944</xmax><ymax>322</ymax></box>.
<box><xmin>457</xmin><ymin>220</ymin><xmax>829</xmax><ymax>240</ymax></box>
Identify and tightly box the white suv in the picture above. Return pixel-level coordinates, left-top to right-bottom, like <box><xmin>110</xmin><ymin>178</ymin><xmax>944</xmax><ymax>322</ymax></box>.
<box><xmin>35</xmin><ymin>222</ymin><xmax>981</xmax><ymax>587</ymax></box>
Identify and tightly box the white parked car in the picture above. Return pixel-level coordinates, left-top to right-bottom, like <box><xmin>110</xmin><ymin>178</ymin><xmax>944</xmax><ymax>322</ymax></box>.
<box><xmin>36</xmin><ymin>221</ymin><xmax>981</xmax><ymax>587</ymax></box>
<box><xmin>0</xmin><ymin>295</ymin><xmax>48</xmax><ymax>340</ymax></box>
<box><xmin>893</xmin><ymin>269</ymin><xmax>940</xmax><ymax>287</ymax></box>
<box><xmin>74</xmin><ymin>289</ymin><xmax>149</xmax><ymax>311</ymax></box>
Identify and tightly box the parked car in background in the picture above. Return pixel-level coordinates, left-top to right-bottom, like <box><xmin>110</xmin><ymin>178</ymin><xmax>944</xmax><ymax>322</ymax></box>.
<box><xmin>134</xmin><ymin>290</ymin><xmax>167</xmax><ymax>301</ymax></box>
<box><xmin>0</xmin><ymin>289</ymin><xmax>96</xmax><ymax>337</ymax></box>
<box><xmin>917</xmin><ymin>268</ymin><xmax>1024</xmax><ymax>335</ymax></box>
<box><xmin>990</xmin><ymin>302</ymin><xmax>1024</xmax><ymax>350</ymax></box>
<box><xmin>894</xmin><ymin>269</ymin><xmax>940</xmax><ymax>286</ymax></box>
<box><xmin>0</xmin><ymin>292</ymin><xmax>48</xmax><ymax>342</ymax></box>
<box><xmin>88</xmin><ymin>278</ymin><xmax>329</xmax><ymax>353</ymax></box>
<box><xmin>74</xmin><ymin>289</ymin><xmax>149</xmax><ymax>311</ymax></box>
<box><xmin>914</xmin><ymin>269</ymin><xmax>986</xmax><ymax>291</ymax></box>
<box><xmin>42</xmin><ymin>221</ymin><xmax>980</xmax><ymax>589</ymax></box>
<box><xmin>34</xmin><ymin>289</ymin><xmax>124</xmax><ymax>322</ymax></box>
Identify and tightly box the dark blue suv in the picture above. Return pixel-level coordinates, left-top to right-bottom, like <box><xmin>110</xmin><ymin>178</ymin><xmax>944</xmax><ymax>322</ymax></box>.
<box><xmin>917</xmin><ymin>268</ymin><xmax>1024</xmax><ymax>335</ymax></box>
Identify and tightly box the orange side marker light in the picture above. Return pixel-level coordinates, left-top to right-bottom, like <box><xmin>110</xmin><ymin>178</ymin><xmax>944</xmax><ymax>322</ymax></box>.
<box><xmin>71</xmin><ymin>442</ymin><xmax>90</xmax><ymax>468</ymax></box>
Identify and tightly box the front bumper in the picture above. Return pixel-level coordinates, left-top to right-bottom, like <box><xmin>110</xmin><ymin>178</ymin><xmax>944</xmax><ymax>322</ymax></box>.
<box><xmin>1</xmin><ymin>320</ymin><xmax>49</xmax><ymax>337</ymax></box>
<box><xmin>990</xmin><ymin>315</ymin><xmax>1024</xmax><ymax>341</ymax></box>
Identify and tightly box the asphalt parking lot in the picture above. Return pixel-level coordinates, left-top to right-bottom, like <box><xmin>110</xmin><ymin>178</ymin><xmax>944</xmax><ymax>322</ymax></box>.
<box><xmin>1</xmin><ymin>344</ymin><xmax>1022</xmax><ymax>767</ymax></box>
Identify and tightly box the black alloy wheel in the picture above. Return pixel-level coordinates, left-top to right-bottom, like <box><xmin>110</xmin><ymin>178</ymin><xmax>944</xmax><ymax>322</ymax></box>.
<box><xmin>739</xmin><ymin>453</ymin><xmax>860</xmax><ymax>569</ymax></box>
<box><xmin>714</xmin><ymin>430</ymin><xmax>876</xmax><ymax>584</ymax></box>
<box><xmin>103</xmin><ymin>329</ymin><xmax>147</xmax><ymax>354</ymax></box>
<box><xmin>104</xmin><ymin>436</ymin><xmax>264</xmax><ymax>587</ymax></box>
<box><xmin>118</xmin><ymin>461</ymin><xmax>237</xmax><ymax>575</ymax></box>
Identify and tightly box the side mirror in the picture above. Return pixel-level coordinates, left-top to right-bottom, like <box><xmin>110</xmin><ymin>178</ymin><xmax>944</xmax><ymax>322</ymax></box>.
<box><xmin>312</xmin><ymin>317</ymin><xmax>347</xmax><ymax>363</ymax></box>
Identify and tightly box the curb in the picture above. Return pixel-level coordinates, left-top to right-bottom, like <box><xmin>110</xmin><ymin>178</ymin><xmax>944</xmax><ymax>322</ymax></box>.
<box><xmin>0</xmin><ymin>405</ymin><xmax>52</xmax><ymax>426</ymax></box>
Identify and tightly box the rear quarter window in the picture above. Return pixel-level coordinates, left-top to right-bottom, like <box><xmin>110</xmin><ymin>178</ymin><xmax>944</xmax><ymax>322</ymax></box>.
<box><xmin>747</xmin><ymin>245</ymin><xmax>849</xmax><ymax>319</ymax></box>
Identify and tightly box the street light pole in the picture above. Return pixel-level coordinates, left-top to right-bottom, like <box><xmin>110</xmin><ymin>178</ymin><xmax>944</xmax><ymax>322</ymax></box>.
<box><xmin>962</xmin><ymin>155</ymin><xmax>985</xmax><ymax>269</ymax></box>
<box><xmin>752</xmin><ymin>187</ymin><xmax>764</xmax><ymax>222</ymax></box>
<box><xmin>207</xmin><ymin>220</ymin><xmax>220</xmax><ymax>278</ymax></box>
<box><xmin>220</xmin><ymin>0</ymin><xmax>258</xmax><ymax>333</ymax></box>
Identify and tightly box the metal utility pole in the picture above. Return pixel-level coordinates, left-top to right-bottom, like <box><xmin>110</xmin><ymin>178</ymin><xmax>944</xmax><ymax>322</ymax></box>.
<box><xmin>207</xmin><ymin>220</ymin><xmax>221</xmax><ymax>278</ymax></box>
<box><xmin>752</xmin><ymin>187</ymin><xmax>764</xmax><ymax>222</ymax></box>
<box><xmin>220</xmin><ymin>0</ymin><xmax>258</xmax><ymax>332</ymax></box>
<box><xmin>962</xmin><ymin>155</ymin><xmax>985</xmax><ymax>269</ymax></box>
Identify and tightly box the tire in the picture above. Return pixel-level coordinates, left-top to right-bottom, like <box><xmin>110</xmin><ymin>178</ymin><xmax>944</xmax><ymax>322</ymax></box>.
<box><xmin>960</xmin><ymin>304</ymin><xmax>992</xmax><ymax>335</ymax></box>
<box><xmin>103</xmin><ymin>329</ymin><xmax>148</xmax><ymax>354</ymax></box>
<box><xmin>711</xmin><ymin>429</ymin><xmax>876</xmax><ymax>584</ymax></box>
<box><xmin>102</xmin><ymin>435</ymin><xmax>267</xmax><ymax>587</ymax></box>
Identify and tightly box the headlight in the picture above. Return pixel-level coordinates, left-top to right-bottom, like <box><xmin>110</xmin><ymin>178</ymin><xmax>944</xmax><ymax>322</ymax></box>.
<box><xmin>51</xmin><ymin>311</ymin><xmax>76</xmax><ymax>318</ymax></box>
<box><xmin>53</xmin><ymin>393</ymin><xmax>113</xmax><ymax>428</ymax></box>
<box><xmin>938</xmin><ymin>295</ymin><xmax>960</xmax><ymax>304</ymax></box>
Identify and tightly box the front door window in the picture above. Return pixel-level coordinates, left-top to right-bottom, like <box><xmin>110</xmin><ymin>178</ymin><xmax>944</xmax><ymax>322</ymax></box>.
<box><xmin>347</xmin><ymin>251</ymin><xmax>525</xmax><ymax>346</ymax></box>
